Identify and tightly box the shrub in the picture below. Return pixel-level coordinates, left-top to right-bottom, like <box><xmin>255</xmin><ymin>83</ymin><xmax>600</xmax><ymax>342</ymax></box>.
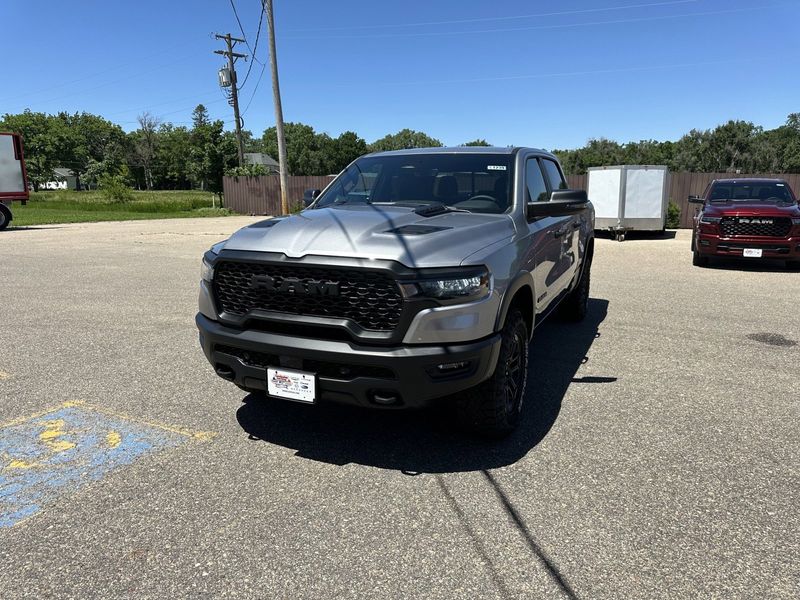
<box><xmin>98</xmin><ymin>175</ymin><xmax>134</xmax><ymax>203</ymax></box>
<box><xmin>666</xmin><ymin>201</ymin><xmax>681</xmax><ymax>229</ymax></box>
<box><xmin>225</xmin><ymin>164</ymin><xmax>270</xmax><ymax>177</ymax></box>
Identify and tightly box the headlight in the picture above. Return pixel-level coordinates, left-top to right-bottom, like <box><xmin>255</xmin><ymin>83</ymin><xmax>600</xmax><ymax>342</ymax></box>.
<box><xmin>700</xmin><ymin>215</ymin><xmax>721</xmax><ymax>224</ymax></box>
<box><xmin>201</xmin><ymin>258</ymin><xmax>214</xmax><ymax>282</ymax></box>
<box><xmin>201</xmin><ymin>239</ymin><xmax>228</xmax><ymax>281</ymax></box>
<box><xmin>406</xmin><ymin>269</ymin><xmax>491</xmax><ymax>302</ymax></box>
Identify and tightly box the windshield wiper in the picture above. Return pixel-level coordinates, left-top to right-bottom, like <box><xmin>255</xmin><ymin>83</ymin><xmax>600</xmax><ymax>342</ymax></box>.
<box><xmin>413</xmin><ymin>203</ymin><xmax>472</xmax><ymax>217</ymax></box>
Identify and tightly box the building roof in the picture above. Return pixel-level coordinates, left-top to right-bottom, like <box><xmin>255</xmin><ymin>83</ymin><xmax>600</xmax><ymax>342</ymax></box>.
<box><xmin>244</xmin><ymin>153</ymin><xmax>279</xmax><ymax>167</ymax></box>
<box><xmin>52</xmin><ymin>168</ymin><xmax>75</xmax><ymax>178</ymax></box>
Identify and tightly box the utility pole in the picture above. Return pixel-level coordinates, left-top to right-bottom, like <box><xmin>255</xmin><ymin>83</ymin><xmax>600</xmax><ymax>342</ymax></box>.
<box><xmin>263</xmin><ymin>0</ymin><xmax>290</xmax><ymax>215</ymax></box>
<box><xmin>214</xmin><ymin>33</ymin><xmax>247</xmax><ymax>167</ymax></box>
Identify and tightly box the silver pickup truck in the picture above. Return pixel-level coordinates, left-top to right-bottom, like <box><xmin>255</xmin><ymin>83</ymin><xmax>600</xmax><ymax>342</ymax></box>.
<box><xmin>197</xmin><ymin>147</ymin><xmax>594</xmax><ymax>436</ymax></box>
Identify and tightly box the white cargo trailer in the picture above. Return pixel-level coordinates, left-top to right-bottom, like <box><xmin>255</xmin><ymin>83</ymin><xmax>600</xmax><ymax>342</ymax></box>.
<box><xmin>587</xmin><ymin>165</ymin><xmax>669</xmax><ymax>241</ymax></box>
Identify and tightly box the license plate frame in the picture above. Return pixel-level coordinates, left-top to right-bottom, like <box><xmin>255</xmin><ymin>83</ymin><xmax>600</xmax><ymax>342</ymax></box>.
<box><xmin>267</xmin><ymin>367</ymin><xmax>316</xmax><ymax>404</ymax></box>
<box><xmin>743</xmin><ymin>248</ymin><xmax>763</xmax><ymax>258</ymax></box>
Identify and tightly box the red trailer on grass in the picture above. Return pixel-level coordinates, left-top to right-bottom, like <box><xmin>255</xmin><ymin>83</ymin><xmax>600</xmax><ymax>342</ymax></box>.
<box><xmin>0</xmin><ymin>132</ymin><xmax>29</xmax><ymax>230</ymax></box>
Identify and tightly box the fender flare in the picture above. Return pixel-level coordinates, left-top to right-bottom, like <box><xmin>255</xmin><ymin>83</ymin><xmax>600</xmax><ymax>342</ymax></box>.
<box><xmin>495</xmin><ymin>271</ymin><xmax>536</xmax><ymax>338</ymax></box>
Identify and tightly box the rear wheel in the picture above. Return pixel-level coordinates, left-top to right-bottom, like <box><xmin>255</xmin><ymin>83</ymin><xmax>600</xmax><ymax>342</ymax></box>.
<box><xmin>456</xmin><ymin>310</ymin><xmax>529</xmax><ymax>438</ymax></box>
<box><xmin>0</xmin><ymin>205</ymin><xmax>10</xmax><ymax>231</ymax></box>
<box><xmin>560</xmin><ymin>258</ymin><xmax>591</xmax><ymax>322</ymax></box>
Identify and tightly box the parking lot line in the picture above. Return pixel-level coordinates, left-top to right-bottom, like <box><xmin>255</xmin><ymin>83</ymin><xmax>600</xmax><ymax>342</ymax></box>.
<box><xmin>0</xmin><ymin>401</ymin><xmax>215</xmax><ymax>528</ymax></box>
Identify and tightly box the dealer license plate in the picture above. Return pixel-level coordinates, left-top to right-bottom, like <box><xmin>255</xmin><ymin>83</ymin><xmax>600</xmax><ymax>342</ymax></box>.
<box><xmin>743</xmin><ymin>248</ymin><xmax>763</xmax><ymax>258</ymax></box>
<box><xmin>267</xmin><ymin>368</ymin><xmax>316</xmax><ymax>403</ymax></box>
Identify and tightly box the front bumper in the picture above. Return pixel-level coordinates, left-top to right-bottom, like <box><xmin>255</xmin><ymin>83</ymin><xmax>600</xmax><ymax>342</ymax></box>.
<box><xmin>697</xmin><ymin>233</ymin><xmax>800</xmax><ymax>259</ymax></box>
<box><xmin>196</xmin><ymin>313</ymin><xmax>502</xmax><ymax>409</ymax></box>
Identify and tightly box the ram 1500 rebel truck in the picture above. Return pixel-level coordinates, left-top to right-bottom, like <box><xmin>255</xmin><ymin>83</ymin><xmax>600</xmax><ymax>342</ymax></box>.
<box><xmin>197</xmin><ymin>147</ymin><xmax>595</xmax><ymax>436</ymax></box>
<box><xmin>689</xmin><ymin>178</ymin><xmax>800</xmax><ymax>268</ymax></box>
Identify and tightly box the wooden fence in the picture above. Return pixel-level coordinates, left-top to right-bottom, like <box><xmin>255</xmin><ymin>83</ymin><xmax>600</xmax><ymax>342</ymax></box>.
<box><xmin>223</xmin><ymin>175</ymin><xmax>334</xmax><ymax>216</ymax></box>
<box><xmin>226</xmin><ymin>172</ymin><xmax>800</xmax><ymax>229</ymax></box>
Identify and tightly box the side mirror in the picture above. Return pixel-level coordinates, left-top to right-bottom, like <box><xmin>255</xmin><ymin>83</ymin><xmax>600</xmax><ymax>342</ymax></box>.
<box><xmin>527</xmin><ymin>189</ymin><xmax>589</xmax><ymax>219</ymax></box>
<box><xmin>688</xmin><ymin>195</ymin><xmax>704</xmax><ymax>204</ymax></box>
<box><xmin>303</xmin><ymin>189</ymin><xmax>321</xmax><ymax>207</ymax></box>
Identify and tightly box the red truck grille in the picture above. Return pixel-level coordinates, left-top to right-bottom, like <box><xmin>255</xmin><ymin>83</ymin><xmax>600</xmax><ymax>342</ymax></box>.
<box><xmin>720</xmin><ymin>217</ymin><xmax>791</xmax><ymax>238</ymax></box>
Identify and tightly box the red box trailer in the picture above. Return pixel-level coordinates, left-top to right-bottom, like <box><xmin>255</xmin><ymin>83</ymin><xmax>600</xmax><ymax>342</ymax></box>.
<box><xmin>0</xmin><ymin>132</ymin><xmax>29</xmax><ymax>230</ymax></box>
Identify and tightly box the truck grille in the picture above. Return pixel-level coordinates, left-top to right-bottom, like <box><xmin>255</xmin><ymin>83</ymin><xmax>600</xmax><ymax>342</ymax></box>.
<box><xmin>720</xmin><ymin>217</ymin><xmax>791</xmax><ymax>238</ymax></box>
<box><xmin>213</xmin><ymin>261</ymin><xmax>404</xmax><ymax>331</ymax></box>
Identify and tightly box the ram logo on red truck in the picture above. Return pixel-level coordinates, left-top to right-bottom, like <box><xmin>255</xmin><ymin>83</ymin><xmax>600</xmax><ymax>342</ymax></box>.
<box><xmin>0</xmin><ymin>132</ymin><xmax>29</xmax><ymax>231</ymax></box>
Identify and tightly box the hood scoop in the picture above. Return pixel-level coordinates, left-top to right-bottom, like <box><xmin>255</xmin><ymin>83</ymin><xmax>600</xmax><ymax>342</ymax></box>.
<box><xmin>384</xmin><ymin>224</ymin><xmax>452</xmax><ymax>236</ymax></box>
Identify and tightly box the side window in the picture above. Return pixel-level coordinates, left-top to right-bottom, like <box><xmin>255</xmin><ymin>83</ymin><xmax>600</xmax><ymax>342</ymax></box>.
<box><xmin>525</xmin><ymin>159</ymin><xmax>549</xmax><ymax>204</ymax></box>
<box><xmin>541</xmin><ymin>159</ymin><xmax>567</xmax><ymax>190</ymax></box>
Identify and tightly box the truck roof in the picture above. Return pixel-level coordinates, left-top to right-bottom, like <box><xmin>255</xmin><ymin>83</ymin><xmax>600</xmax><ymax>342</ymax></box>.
<box><xmin>712</xmin><ymin>178</ymin><xmax>789</xmax><ymax>184</ymax></box>
<box><xmin>366</xmin><ymin>146</ymin><xmax>553</xmax><ymax>158</ymax></box>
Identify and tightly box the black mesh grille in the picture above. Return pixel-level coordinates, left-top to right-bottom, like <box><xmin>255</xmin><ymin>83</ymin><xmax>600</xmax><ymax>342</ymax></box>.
<box><xmin>213</xmin><ymin>261</ymin><xmax>404</xmax><ymax>331</ymax></box>
<box><xmin>215</xmin><ymin>345</ymin><xmax>395</xmax><ymax>380</ymax></box>
<box><xmin>720</xmin><ymin>217</ymin><xmax>791</xmax><ymax>238</ymax></box>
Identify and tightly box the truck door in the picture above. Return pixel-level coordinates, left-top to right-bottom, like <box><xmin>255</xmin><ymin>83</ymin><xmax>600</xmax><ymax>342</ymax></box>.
<box><xmin>540</xmin><ymin>157</ymin><xmax>580</xmax><ymax>291</ymax></box>
<box><xmin>522</xmin><ymin>157</ymin><xmax>573</xmax><ymax>313</ymax></box>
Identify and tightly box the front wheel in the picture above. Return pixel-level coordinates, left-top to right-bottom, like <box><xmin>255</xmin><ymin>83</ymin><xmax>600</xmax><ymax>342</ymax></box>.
<box><xmin>455</xmin><ymin>310</ymin><xmax>529</xmax><ymax>438</ymax></box>
<box><xmin>693</xmin><ymin>249</ymin><xmax>709</xmax><ymax>267</ymax></box>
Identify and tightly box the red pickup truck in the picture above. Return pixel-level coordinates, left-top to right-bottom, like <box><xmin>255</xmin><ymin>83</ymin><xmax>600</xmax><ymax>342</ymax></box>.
<box><xmin>689</xmin><ymin>178</ymin><xmax>800</xmax><ymax>268</ymax></box>
<box><xmin>0</xmin><ymin>132</ymin><xmax>29</xmax><ymax>231</ymax></box>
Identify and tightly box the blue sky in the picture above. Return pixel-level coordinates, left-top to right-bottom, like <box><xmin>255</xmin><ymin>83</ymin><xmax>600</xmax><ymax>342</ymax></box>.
<box><xmin>1</xmin><ymin>0</ymin><xmax>798</xmax><ymax>150</ymax></box>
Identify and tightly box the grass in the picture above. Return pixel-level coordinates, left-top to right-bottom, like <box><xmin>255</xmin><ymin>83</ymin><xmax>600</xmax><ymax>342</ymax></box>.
<box><xmin>9</xmin><ymin>190</ymin><xmax>232</xmax><ymax>226</ymax></box>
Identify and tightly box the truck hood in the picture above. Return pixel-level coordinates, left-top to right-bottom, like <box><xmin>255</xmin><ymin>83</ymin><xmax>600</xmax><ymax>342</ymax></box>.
<box><xmin>703</xmin><ymin>200</ymin><xmax>800</xmax><ymax>217</ymax></box>
<box><xmin>223</xmin><ymin>205</ymin><xmax>516</xmax><ymax>268</ymax></box>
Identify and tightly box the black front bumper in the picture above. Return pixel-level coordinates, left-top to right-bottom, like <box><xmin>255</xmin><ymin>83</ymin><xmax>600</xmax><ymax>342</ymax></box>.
<box><xmin>196</xmin><ymin>313</ymin><xmax>502</xmax><ymax>409</ymax></box>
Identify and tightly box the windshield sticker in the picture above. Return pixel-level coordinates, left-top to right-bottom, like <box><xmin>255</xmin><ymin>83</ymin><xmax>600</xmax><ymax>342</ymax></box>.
<box><xmin>487</xmin><ymin>165</ymin><xmax>507</xmax><ymax>171</ymax></box>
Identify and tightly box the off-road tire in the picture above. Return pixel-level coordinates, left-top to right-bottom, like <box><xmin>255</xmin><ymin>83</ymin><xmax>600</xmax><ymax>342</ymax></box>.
<box><xmin>560</xmin><ymin>258</ymin><xmax>591</xmax><ymax>322</ymax></box>
<box><xmin>692</xmin><ymin>249</ymin><xmax>709</xmax><ymax>267</ymax></box>
<box><xmin>0</xmin><ymin>205</ymin><xmax>11</xmax><ymax>231</ymax></box>
<box><xmin>456</xmin><ymin>310</ymin><xmax>529</xmax><ymax>438</ymax></box>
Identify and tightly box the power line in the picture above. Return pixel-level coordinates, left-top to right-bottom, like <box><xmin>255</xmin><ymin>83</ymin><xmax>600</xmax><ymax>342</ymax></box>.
<box><xmin>240</xmin><ymin>3</ymin><xmax>265</xmax><ymax>89</ymax></box>
<box><xmin>240</xmin><ymin>61</ymin><xmax>267</xmax><ymax>116</ymax></box>
<box><xmin>229</xmin><ymin>0</ymin><xmax>265</xmax><ymax>66</ymax></box>
<box><xmin>287</xmin><ymin>0</ymin><xmax>702</xmax><ymax>31</ymax></box>
<box><xmin>285</xmin><ymin>3</ymin><xmax>785</xmax><ymax>39</ymax></box>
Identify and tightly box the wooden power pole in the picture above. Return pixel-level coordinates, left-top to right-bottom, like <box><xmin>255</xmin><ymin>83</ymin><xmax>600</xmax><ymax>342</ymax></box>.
<box><xmin>263</xmin><ymin>0</ymin><xmax>290</xmax><ymax>215</ymax></box>
<box><xmin>214</xmin><ymin>33</ymin><xmax>247</xmax><ymax>167</ymax></box>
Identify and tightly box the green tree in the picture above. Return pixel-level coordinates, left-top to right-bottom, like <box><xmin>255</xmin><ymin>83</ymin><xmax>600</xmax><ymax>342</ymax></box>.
<box><xmin>462</xmin><ymin>139</ymin><xmax>491</xmax><ymax>146</ymax></box>
<box><xmin>368</xmin><ymin>128</ymin><xmax>443</xmax><ymax>152</ymax></box>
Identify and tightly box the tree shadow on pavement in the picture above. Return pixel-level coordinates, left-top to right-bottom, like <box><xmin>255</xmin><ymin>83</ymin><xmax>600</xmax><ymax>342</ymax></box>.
<box><xmin>236</xmin><ymin>298</ymin><xmax>610</xmax><ymax>474</ymax></box>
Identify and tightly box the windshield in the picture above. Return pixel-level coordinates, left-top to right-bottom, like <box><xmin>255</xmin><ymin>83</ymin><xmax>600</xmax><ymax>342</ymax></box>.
<box><xmin>315</xmin><ymin>153</ymin><xmax>514</xmax><ymax>214</ymax></box>
<box><xmin>708</xmin><ymin>182</ymin><xmax>796</xmax><ymax>203</ymax></box>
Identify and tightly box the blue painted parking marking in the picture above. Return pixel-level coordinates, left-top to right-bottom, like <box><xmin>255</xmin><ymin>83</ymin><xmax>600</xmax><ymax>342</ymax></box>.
<box><xmin>0</xmin><ymin>401</ymin><xmax>213</xmax><ymax>528</ymax></box>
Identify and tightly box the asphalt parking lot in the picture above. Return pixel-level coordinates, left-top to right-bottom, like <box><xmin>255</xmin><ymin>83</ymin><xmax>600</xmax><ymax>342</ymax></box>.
<box><xmin>0</xmin><ymin>218</ymin><xmax>797</xmax><ymax>599</ymax></box>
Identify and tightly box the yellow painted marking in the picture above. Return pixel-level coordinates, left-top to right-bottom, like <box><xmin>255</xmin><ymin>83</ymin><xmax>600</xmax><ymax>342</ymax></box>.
<box><xmin>38</xmin><ymin>419</ymin><xmax>77</xmax><ymax>453</ymax></box>
<box><xmin>6</xmin><ymin>459</ymin><xmax>41</xmax><ymax>470</ymax></box>
<box><xmin>0</xmin><ymin>400</ymin><xmax>215</xmax><ymax>442</ymax></box>
<box><xmin>106</xmin><ymin>430</ymin><xmax>121</xmax><ymax>448</ymax></box>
